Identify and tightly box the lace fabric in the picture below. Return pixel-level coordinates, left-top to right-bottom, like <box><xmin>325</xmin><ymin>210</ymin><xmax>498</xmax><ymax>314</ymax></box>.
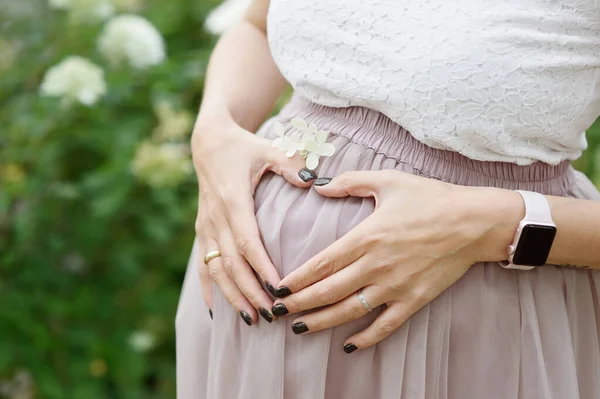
<box><xmin>267</xmin><ymin>0</ymin><xmax>600</xmax><ymax>165</ymax></box>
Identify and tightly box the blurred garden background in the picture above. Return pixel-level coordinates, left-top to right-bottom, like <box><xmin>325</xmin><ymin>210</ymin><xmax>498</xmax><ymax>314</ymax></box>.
<box><xmin>0</xmin><ymin>0</ymin><xmax>599</xmax><ymax>397</ymax></box>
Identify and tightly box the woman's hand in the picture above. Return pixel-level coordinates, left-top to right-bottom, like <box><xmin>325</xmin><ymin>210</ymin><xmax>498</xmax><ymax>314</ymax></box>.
<box><xmin>193</xmin><ymin>116</ymin><xmax>314</xmax><ymax>325</ymax></box>
<box><xmin>270</xmin><ymin>170</ymin><xmax>523</xmax><ymax>351</ymax></box>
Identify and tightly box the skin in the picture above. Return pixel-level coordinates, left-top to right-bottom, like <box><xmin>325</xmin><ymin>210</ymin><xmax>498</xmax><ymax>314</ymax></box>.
<box><xmin>194</xmin><ymin>0</ymin><xmax>600</xmax><ymax>350</ymax></box>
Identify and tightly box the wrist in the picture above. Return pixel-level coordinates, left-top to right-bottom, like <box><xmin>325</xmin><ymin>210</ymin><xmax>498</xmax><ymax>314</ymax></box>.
<box><xmin>464</xmin><ymin>187</ymin><xmax>525</xmax><ymax>262</ymax></box>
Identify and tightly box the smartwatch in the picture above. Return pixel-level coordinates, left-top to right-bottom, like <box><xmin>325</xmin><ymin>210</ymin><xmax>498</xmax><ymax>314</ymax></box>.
<box><xmin>499</xmin><ymin>190</ymin><xmax>557</xmax><ymax>270</ymax></box>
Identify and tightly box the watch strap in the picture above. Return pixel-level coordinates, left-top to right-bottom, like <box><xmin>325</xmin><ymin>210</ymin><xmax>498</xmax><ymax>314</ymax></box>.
<box><xmin>515</xmin><ymin>190</ymin><xmax>553</xmax><ymax>224</ymax></box>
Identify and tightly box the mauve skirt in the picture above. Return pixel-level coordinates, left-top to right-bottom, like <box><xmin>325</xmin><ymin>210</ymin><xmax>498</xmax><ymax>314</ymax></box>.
<box><xmin>176</xmin><ymin>95</ymin><xmax>600</xmax><ymax>399</ymax></box>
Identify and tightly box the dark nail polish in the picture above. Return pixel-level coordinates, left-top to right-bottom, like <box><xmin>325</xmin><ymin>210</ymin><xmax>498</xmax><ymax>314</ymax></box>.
<box><xmin>209</xmin><ymin>309</ymin><xmax>213</xmax><ymax>320</ymax></box>
<box><xmin>259</xmin><ymin>307</ymin><xmax>273</xmax><ymax>323</ymax></box>
<box><xmin>343</xmin><ymin>343</ymin><xmax>358</xmax><ymax>354</ymax></box>
<box><xmin>314</xmin><ymin>177</ymin><xmax>332</xmax><ymax>186</ymax></box>
<box><xmin>274</xmin><ymin>285</ymin><xmax>292</xmax><ymax>298</ymax></box>
<box><xmin>266</xmin><ymin>281</ymin><xmax>277</xmax><ymax>297</ymax></box>
<box><xmin>292</xmin><ymin>322</ymin><xmax>309</xmax><ymax>334</ymax></box>
<box><xmin>298</xmin><ymin>168</ymin><xmax>317</xmax><ymax>182</ymax></box>
<box><xmin>271</xmin><ymin>303</ymin><xmax>289</xmax><ymax>316</ymax></box>
<box><xmin>240</xmin><ymin>311</ymin><xmax>253</xmax><ymax>326</ymax></box>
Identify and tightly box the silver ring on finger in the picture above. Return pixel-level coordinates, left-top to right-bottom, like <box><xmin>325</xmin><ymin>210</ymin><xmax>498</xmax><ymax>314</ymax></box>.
<box><xmin>357</xmin><ymin>289</ymin><xmax>373</xmax><ymax>312</ymax></box>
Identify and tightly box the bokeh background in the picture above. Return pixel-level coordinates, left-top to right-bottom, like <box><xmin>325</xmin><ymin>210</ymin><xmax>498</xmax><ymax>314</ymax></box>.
<box><xmin>0</xmin><ymin>0</ymin><xmax>599</xmax><ymax>397</ymax></box>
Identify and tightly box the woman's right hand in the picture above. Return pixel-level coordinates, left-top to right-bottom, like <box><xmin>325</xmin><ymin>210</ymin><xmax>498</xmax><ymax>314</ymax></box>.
<box><xmin>192</xmin><ymin>116</ymin><xmax>315</xmax><ymax>325</ymax></box>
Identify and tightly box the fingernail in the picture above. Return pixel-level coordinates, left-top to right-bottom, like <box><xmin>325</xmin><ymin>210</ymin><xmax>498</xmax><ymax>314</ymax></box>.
<box><xmin>209</xmin><ymin>309</ymin><xmax>213</xmax><ymax>320</ymax></box>
<box><xmin>274</xmin><ymin>285</ymin><xmax>292</xmax><ymax>298</ymax></box>
<box><xmin>259</xmin><ymin>307</ymin><xmax>273</xmax><ymax>323</ymax></box>
<box><xmin>292</xmin><ymin>322</ymin><xmax>309</xmax><ymax>334</ymax></box>
<box><xmin>240</xmin><ymin>311</ymin><xmax>253</xmax><ymax>326</ymax></box>
<box><xmin>314</xmin><ymin>177</ymin><xmax>332</xmax><ymax>186</ymax></box>
<box><xmin>298</xmin><ymin>168</ymin><xmax>317</xmax><ymax>182</ymax></box>
<box><xmin>266</xmin><ymin>281</ymin><xmax>278</xmax><ymax>297</ymax></box>
<box><xmin>343</xmin><ymin>343</ymin><xmax>358</xmax><ymax>354</ymax></box>
<box><xmin>271</xmin><ymin>303</ymin><xmax>289</xmax><ymax>316</ymax></box>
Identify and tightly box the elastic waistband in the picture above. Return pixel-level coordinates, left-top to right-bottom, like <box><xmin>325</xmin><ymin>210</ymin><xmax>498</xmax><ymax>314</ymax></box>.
<box><xmin>278</xmin><ymin>95</ymin><xmax>575</xmax><ymax>196</ymax></box>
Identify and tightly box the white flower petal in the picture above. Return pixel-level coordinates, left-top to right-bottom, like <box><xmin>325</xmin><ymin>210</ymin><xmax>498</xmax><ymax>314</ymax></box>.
<box><xmin>316</xmin><ymin>130</ymin><xmax>329</xmax><ymax>143</ymax></box>
<box><xmin>303</xmin><ymin>139</ymin><xmax>319</xmax><ymax>153</ymax></box>
<box><xmin>317</xmin><ymin>143</ymin><xmax>336</xmax><ymax>157</ymax></box>
<box><xmin>308</xmin><ymin>123</ymin><xmax>318</xmax><ymax>134</ymax></box>
<box><xmin>291</xmin><ymin>117</ymin><xmax>308</xmax><ymax>131</ymax></box>
<box><xmin>286</xmin><ymin>148</ymin><xmax>296</xmax><ymax>158</ymax></box>
<box><xmin>274</xmin><ymin>122</ymin><xmax>285</xmax><ymax>136</ymax></box>
<box><xmin>305</xmin><ymin>152</ymin><xmax>319</xmax><ymax>170</ymax></box>
<box><xmin>300</xmin><ymin>131</ymin><xmax>315</xmax><ymax>144</ymax></box>
<box><xmin>289</xmin><ymin>131</ymin><xmax>301</xmax><ymax>143</ymax></box>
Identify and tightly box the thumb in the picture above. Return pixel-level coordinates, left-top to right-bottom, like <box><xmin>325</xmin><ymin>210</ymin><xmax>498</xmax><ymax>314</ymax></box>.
<box><xmin>265</xmin><ymin>146</ymin><xmax>315</xmax><ymax>188</ymax></box>
<box><xmin>313</xmin><ymin>170</ymin><xmax>387</xmax><ymax>199</ymax></box>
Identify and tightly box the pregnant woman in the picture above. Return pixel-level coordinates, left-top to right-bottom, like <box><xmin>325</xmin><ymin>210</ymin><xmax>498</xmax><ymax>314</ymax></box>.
<box><xmin>176</xmin><ymin>0</ymin><xmax>600</xmax><ymax>398</ymax></box>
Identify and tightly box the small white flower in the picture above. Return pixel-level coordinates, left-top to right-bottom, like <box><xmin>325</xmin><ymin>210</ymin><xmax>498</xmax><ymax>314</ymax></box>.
<box><xmin>272</xmin><ymin>117</ymin><xmax>335</xmax><ymax>170</ymax></box>
<box><xmin>130</xmin><ymin>140</ymin><xmax>192</xmax><ymax>187</ymax></box>
<box><xmin>272</xmin><ymin>122</ymin><xmax>302</xmax><ymax>157</ymax></box>
<box><xmin>128</xmin><ymin>330</ymin><xmax>155</xmax><ymax>353</ymax></box>
<box><xmin>40</xmin><ymin>55</ymin><xmax>106</xmax><ymax>106</ymax></box>
<box><xmin>303</xmin><ymin>128</ymin><xmax>335</xmax><ymax>170</ymax></box>
<box><xmin>98</xmin><ymin>14</ymin><xmax>166</xmax><ymax>69</ymax></box>
<box><xmin>204</xmin><ymin>0</ymin><xmax>252</xmax><ymax>35</ymax></box>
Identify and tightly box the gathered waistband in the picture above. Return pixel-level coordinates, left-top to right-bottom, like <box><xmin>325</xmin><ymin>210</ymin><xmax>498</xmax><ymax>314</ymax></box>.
<box><xmin>278</xmin><ymin>95</ymin><xmax>575</xmax><ymax>196</ymax></box>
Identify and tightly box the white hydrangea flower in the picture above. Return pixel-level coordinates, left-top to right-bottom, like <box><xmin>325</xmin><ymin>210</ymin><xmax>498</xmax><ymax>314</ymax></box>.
<box><xmin>272</xmin><ymin>117</ymin><xmax>336</xmax><ymax>170</ymax></box>
<box><xmin>130</xmin><ymin>141</ymin><xmax>192</xmax><ymax>187</ymax></box>
<box><xmin>152</xmin><ymin>101</ymin><xmax>194</xmax><ymax>142</ymax></box>
<box><xmin>40</xmin><ymin>55</ymin><xmax>106</xmax><ymax>106</ymax></box>
<box><xmin>128</xmin><ymin>330</ymin><xmax>155</xmax><ymax>353</ymax></box>
<box><xmin>204</xmin><ymin>0</ymin><xmax>252</xmax><ymax>35</ymax></box>
<box><xmin>48</xmin><ymin>0</ymin><xmax>115</xmax><ymax>22</ymax></box>
<box><xmin>98</xmin><ymin>14</ymin><xmax>166</xmax><ymax>69</ymax></box>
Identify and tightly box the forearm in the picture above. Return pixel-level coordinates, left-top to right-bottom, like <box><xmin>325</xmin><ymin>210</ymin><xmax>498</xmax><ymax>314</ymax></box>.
<box><xmin>475</xmin><ymin>187</ymin><xmax>600</xmax><ymax>269</ymax></box>
<box><xmin>197</xmin><ymin>3</ymin><xmax>287</xmax><ymax>133</ymax></box>
<box><xmin>545</xmin><ymin>195</ymin><xmax>600</xmax><ymax>268</ymax></box>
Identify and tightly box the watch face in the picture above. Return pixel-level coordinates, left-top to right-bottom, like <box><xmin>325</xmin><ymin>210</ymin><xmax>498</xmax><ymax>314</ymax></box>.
<box><xmin>512</xmin><ymin>224</ymin><xmax>557</xmax><ymax>266</ymax></box>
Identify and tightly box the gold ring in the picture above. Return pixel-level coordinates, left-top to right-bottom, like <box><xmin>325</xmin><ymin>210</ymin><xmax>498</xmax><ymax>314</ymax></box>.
<box><xmin>203</xmin><ymin>250</ymin><xmax>222</xmax><ymax>265</ymax></box>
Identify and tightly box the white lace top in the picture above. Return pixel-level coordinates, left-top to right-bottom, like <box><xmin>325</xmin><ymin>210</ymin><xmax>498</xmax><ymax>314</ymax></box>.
<box><xmin>267</xmin><ymin>0</ymin><xmax>600</xmax><ymax>165</ymax></box>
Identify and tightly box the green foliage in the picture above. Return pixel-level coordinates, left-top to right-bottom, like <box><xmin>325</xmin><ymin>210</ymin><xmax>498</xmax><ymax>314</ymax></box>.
<box><xmin>0</xmin><ymin>0</ymin><xmax>220</xmax><ymax>397</ymax></box>
<box><xmin>0</xmin><ymin>1</ymin><xmax>599</xmax><ymax>398</ymax></box>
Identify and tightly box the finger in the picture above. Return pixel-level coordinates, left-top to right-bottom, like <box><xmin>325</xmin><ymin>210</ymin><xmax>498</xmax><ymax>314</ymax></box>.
<box><xmin>196</xmin><ymin>235</ymin><xmax>214</xmax><ymax>313</ymax></box>
<box><xmin>204</xmin><ymin>238</ymin><xmax>257</xmax><ymax>325</ymax></box>
<box><xmin>219</xmin><ymin>229</ymin><xmax>275</xmax><ymax>323</ymax></box>
<box><xmin>289</xmin><ymin>286</ymin><xmax>387</xmax><ymax>335</ymax></box>
<box><xmin>221</xmin><ymin>193</ymin><xmax>282</xmax><ymax>290</ymax></box>
<box><xmin>274</xmin><ymin>257</ymin><xmax>370</xmax><ymax>315</ymax></box>
<box><xmin>343</xmin><ymin>301</ymin><xmax>409</xmax><ymax>354</ymax></box>
<box><xmin>276</xmin><ymin>216</ymin><xmax>377</xmax><ymax>295</ymax></box>
<box><xmin>313</xmin><ymin>170</ymin><xmax>400</xmax><ymax>199</ymax></box>
<box><xmin>264</xmin><ymin>144</ymin><xmax>316</xmax><ymax>188</ymax></box>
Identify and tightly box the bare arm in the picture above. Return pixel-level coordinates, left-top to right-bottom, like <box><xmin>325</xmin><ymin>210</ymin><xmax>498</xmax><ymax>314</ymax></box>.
<box><xmin>197</xmin><ymin>0</ymin><xmax>287</xmax><ymax>133</ymax></box>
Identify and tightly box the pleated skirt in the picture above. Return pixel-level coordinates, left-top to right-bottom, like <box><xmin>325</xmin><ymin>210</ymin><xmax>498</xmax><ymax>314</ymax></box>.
<box><xmin>176</xmin><ymin>95</ymin><xmax>600</xmax><ymax>399</ymax></box>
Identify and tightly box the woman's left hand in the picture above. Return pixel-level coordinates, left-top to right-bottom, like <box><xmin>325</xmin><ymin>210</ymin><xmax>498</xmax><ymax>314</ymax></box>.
<box><xmin>271</xmin><ymin>169</ymin><xmax>522</xmax><ymax>352</ymax></box>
